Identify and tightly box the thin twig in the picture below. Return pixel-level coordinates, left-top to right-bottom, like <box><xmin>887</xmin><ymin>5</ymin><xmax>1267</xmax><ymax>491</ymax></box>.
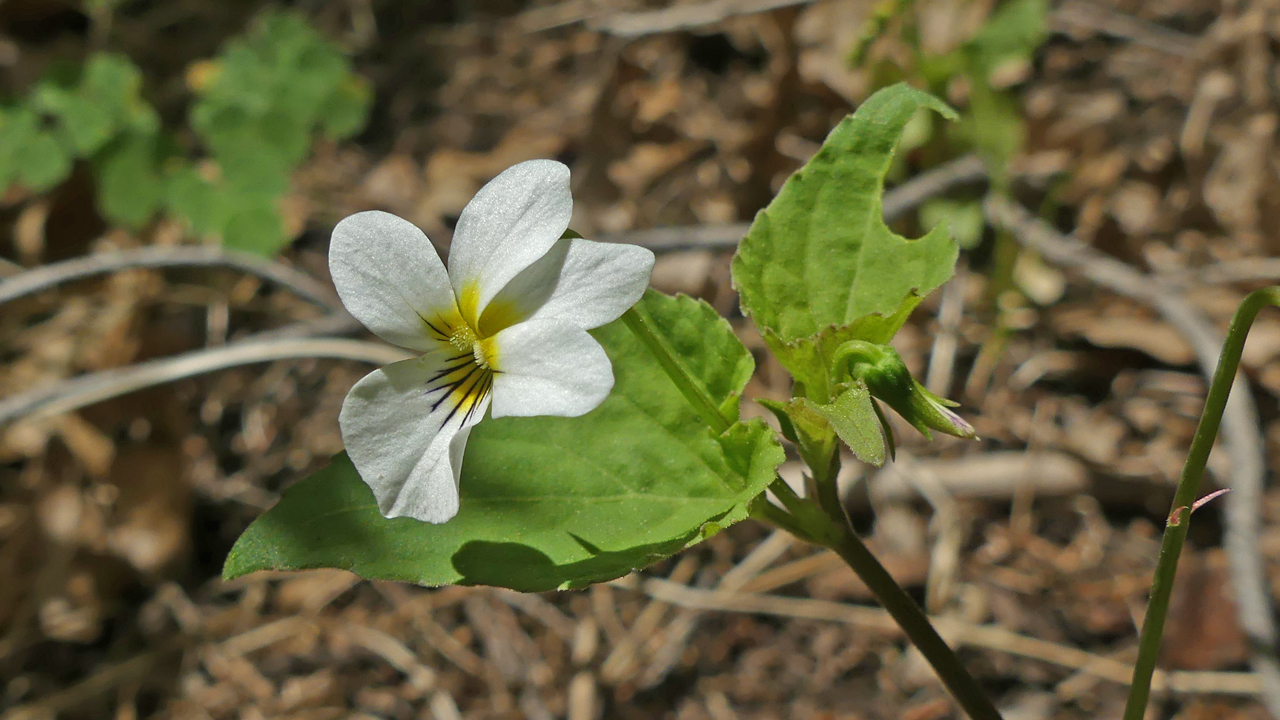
<box><xmin>1166</xmin><ymin>258</ymin><xmax>1280</xmax><ymax>287</ymax></box>
<box><xmin>0</xmin><ymin>338</ymin><xmax>411</xmax><ymax>426</ymax></box>
<box><xmin>925</xmin><ymin>264</ymin><xmax>968</xmax><ymax>395</ymax></box>
<box><xmin>642</xmin><ymin>579</ymin><xmax>1263</xmax><ymax>696</ymax></box>
<box><xmin>597</xmin><ymin>154</ymin><xmax>988</xmax><ymax>252</ymax></box>
<box><xmin>0</xmin><ymin>246</ymin><xmax>343</xmax><ymax>310</ymax></box>
<box><xmin>1048</xmin><ymin>0</ymin><xmax>1199</xmax><ymax>58</ymax></box>
<box><xmin>984</xmin><ymin>194</ymin><xmax>1280</xmax><ymax>715</ymax></box>
<box><xmin>589</xmin><ymin>0</ymin><xmax>816</xmax><ymax>37</ymax></box>
<box><xmin>248</xmin><ymin>310</ymin><xmax>363</xmax><ymax>340</ymax></box>
<box><xmin>584</xmin><ymin>0</ymin><xmax>1199</xmax><ymax>61</ymax></box>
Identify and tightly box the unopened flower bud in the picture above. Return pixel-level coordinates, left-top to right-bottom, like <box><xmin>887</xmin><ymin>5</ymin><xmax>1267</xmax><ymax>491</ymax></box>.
<box><xmin>832</xmin><ymin>340</ymin><xmax>976</xmax><ymax>440</ymax></box>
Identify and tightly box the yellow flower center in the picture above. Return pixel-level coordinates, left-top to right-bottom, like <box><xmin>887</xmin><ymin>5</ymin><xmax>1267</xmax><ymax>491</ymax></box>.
<box><xmin>448</xmin><ymin>323</ymin><xmax>495</xmax><ymax>370</ymax></box>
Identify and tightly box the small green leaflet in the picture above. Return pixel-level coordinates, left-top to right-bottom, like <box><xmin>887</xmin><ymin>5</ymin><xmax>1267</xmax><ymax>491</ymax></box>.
<box><xmin>731</xmin><ymin>83</ymin><xmax>960</xmax><ymax>398</ymax></box>
<box><xmin>795</xmin><ymin>385</ymin><xmax>886</xmax><ymax>467</ymax></box>
<box><xmin>224</xmin><ymin>291</ymin><xmax>783</xmax><ymax>591</ymax></box>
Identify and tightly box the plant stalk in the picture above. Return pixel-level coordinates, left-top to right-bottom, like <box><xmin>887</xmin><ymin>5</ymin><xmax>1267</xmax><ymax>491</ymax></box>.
<box><xmin>827</xmin><ymin>527</ymin><xmax>1002</xmax><ymax>720</ymax></box>
<box><xmin>808</xmin><ymin>446</ymin><xmax>1002</xmax><ymax>720</ymax></box>
<box><xmin>1123</xmin><ymin>286</ymin><xmax>1280</xmax><ymax>720</ymax></box>
<box><xmin>622</xmin><ymin>306</ymin><xmax>730</xmax><ymax>433</ymax></box>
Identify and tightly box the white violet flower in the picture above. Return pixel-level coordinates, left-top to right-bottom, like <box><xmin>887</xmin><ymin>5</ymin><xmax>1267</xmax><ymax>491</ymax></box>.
<box><xmin>330</xmin><ymin>160</ymin><xmax>655</xmax><ymax>523</ymax></box>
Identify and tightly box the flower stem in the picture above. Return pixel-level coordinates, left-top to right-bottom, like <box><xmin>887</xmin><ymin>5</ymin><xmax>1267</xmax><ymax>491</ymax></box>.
<box><xmin>622</xmin><ymin>306</ymin><xmax>731</xmax><ymax>433</ymax></box>
<box><xmin>1124</xmin><ymin>286</ymin><xmax>1280</xmax><ymax>720</ymax></box>
<box><xmin>809</xmin><ymin>446</ymin><xmax>1003</xmax><ymax>720</ymax></box>
<box><xmin>827</xmin><ymin>528</ymin><xmax>1002</xmax><ymax>720</ymax></box>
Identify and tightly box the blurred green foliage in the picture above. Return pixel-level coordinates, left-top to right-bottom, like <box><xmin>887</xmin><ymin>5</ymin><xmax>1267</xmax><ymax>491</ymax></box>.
<box><xmin>854</xmin><ymin>0</ymin><xmax>1046</xmax><ymax>268</ymax></box>
<box><xmin>0</xmin><ymin>10</ymin><xmax>371</xmax><ymax>255</ymax></box>
<box><xmin>857</xmin><ymin>0</ymin><xmax>1047</xmax><ymax>177</ymax></box>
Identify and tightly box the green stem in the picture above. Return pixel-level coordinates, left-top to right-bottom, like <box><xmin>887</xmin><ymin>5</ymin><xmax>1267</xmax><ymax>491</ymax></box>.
<box><xmin>828</xmin><ymin>528</ymin><xmax>1003</xmax><ymax>720</ymax></box>
<box><xmin>1124</xmin><ymin>286</ymin><xmax>1280</xmax><ymax>720</ymax></box>
<box><xmin>749</xmin><ymin>494</ymin><xmax>817</xmax><ymax>543</ymax></box>
<box><xmin>809</xmin><ymin>444</ymin><xmax>1003</xmax><ymax>720</ymax></box>
<box><xmin>622</xmin><ymin>306</ymin><xmax>730</xmax><ymax>433</ymax></box>
<box><xmin>768</xmin><ymin>476</ymin><xmax>808</xmax><ymax>517</ymax></box>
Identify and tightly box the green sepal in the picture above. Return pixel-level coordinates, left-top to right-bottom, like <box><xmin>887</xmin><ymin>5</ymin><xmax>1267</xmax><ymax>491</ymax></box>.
<box><xmin>762</xmin><ymin>290</ymin><xmax>931</xmax><ymax>403</ymax></box>
<box><xmin>760</xmin><ymin>384</ymin><xmax>887</xmax><ymax>469</ymax></box>
<box><xmin>799</xmin><ymin>384</ymin><xmax>887</xmax><ymax>467</ymax></box>
<box><xmin>833</xmin><ymin>340</ymin><xmax>975</xmax><ymax>440</ymax></box>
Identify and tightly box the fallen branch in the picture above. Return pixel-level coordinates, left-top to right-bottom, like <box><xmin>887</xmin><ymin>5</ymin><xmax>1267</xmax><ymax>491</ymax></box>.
<box><xmin>0</xmin><ymin>245</ymin><xmax>343</xmax><ymax>311</ymax></box>
<box><xmin>1168</xmin><ymin>257</ymin><xmax>1280</xmax><ymax>287</ymax></box>
<box><xmin>984</xmin><ymin>194</ymin><xmax>1280</xmax><ymax>715</ymax></box>
<box><xmin>0</xmin><ymin>337</ymin><xmax>411</xmax><ymax>426</ymax></box>
<box><xmin>1049</xmin><ymin>0</ymin><xmax>1199</xmax><ymax>58</ymax></box>
<box><xmin>588</xmin><ymin>0</ymin><xmax>816</xmax><ymax>37</ymax></box>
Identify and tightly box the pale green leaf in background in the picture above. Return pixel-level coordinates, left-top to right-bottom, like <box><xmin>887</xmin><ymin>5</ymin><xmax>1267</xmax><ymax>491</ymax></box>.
<box><xmin>0</xmin><ymin>107</ymin><xmax>41</xmax><ymax>189</ymax></box>
<box><xmin>34</xmin><ymin>84</ymin><xmax>114</xmax><ymax>155</ymax></box>
<box><xmin>17</xmin><ymin>131</ymin><xmax>72</xmax><ymax>193</ymax></box>
<box><xmin>222</xmin><ymin>202</ymin><xmax>283</xmax><ymax>254</ymax></box>
<box><xmin>163</xmin><ymin>163</ymin><xmax>227</xmax><ymax>237</ymax></box>
<box><xmin>921</xmin><ymin>199</ymin><xmax>985</xmax><ymax>250</ymax></box>
<box><xmin>98</xmin><ymin>133</ymin><xmax>164</xmax><ymax>226</ymax></box>
<box><xmin>319</xmin><ymin>76</ymin><xmax>374</xmax><ymax>141</ymax></box>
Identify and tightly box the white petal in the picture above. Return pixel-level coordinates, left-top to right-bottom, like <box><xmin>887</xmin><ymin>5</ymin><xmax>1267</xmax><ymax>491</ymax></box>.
<box><xmin>330</xmin><ymin>211</ymin><xmax>460</xmax><ymax>352</ymax></box>
<box><xmin>447</xmin><ymin>160</ymin><xmax>572</xmax><ymax>323</ymax></box>
<box><xmin>339</xmin><ymin>352</ymin><xmax>492</xmax><ymax>523</ymax></box>
<box><xmin>477</xmin><ymin>238</ymin><xmax>655</xmax><ymax>336</ymax></box>
<box><xmin>486</xmin><ymin>319</ymin><xmax>613</xmax><ymax>419</ymax></box>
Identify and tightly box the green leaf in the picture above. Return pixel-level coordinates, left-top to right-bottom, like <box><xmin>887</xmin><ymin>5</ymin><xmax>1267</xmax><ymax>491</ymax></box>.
<box><xmin>967</xmin><ymin>0</ymin><xmax>1048</xmax><ymax>74</ymax></box>
<box><xmin>224</xmin><ymin>292</ymin><xmax>784</xmax><ymax>591</ymax></box>
<box><xmin>16</xmin><ymin>130</ymin><xmax>72</xmax><ymax>192</ymax></box>
<box><xmin>920</xmin><ymin>199</ymin><xmax>985</xmax><ymax>250</ymax></box>
<box><xmin>29</xmin><ymin>54</ymin><xmax>159</xmax><ymax>160</ymax></box>
<box><xmin>318</xmin><ymin>75</ymin><xmax>372</xmax><ymax>140</ymax></box>
<box><xmin>34</xmin><ymin>83</ymin><xmax>113</xmax><ymax>155</ymax></box>
<box><xmin>222</xmin><ymin>201</ymin><xmax>284</xmax><ymax>254</ymax></box>
<box><xmin>196</xmin><ymin>107</ymin><xmax>292</xmax><ymax>196</ymax></box>
<box><xmin>97</xmin><ymin>133</ymin><xmax>163</xmax><ymax>226</ymax></box>
<box><xmin>631</xmin><ymin>290</ymin><xmax>755</xmax><ymax>422</ymax></box>
<box><xmin>0</xmin><ymin>107</ymin><xmax>41</xmax><ymax>189</ymax></box>
<box><xmin>163</xmin><ymin>163</ymin><xmax>227</xmax><ymax>236</ymax></box>
<box><xmin>798</xmin><ymin>384</ymin><xmax>886</xmax><ymax>467</ymax></box>
<box><xmin>732</xmin><ymin>83</ymin><xmax>959</xmax><ymax>396</ymax></box>
<box><xmin>956</xmin><ymin>0</ymin><xmax>1046</xmax><ymax>181</ymax></box>
<box><xmin>759</xmin><ymin>383</ymin><xmax>885</xmax><ymax>470</ymax></box>
<box><xmin>81</xmin><ymin>54</ymin><xmax>142</xmax><ymax>113</ymax></box>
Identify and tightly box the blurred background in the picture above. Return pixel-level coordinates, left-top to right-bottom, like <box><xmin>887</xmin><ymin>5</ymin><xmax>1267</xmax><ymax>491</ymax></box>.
<box><xmin>3</xmin><ymin>0</ymin><xmax>1278</xmax><ymax>718</ymax></box>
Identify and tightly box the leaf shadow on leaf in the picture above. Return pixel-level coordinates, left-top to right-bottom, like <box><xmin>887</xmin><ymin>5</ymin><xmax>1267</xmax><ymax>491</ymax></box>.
<box><xmin>451</xmin><ymin>530</ymin><xmax>701</xmax><ymax>592</ymax></box>
<box><xmin>225</xmin><ymin>293</ymin><xmax>781</xmax><ymax>591</ymax></box>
